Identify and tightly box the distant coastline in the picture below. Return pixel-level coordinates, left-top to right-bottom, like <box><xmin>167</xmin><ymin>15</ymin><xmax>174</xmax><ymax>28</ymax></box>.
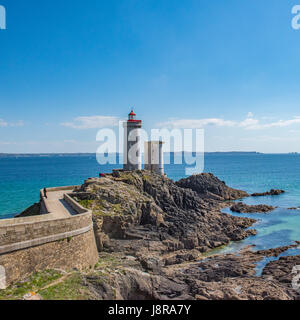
<box><xmin>0</xmin><ymin>153</ymin><xmax>96</xmax><ymax>158</ymax></box>
<box><xmin>0</xmin><ymin>151</ymin><xmax>268</xmax><ymax>158</ymax></box>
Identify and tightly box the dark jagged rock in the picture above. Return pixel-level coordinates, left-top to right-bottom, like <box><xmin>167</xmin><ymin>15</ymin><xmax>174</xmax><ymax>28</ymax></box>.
<box><xmin>230</xmin><ymin>202</ymin><xmax>275</xmax><ymax>214</ymax></box>
<box><xmin>75</xmin><ymin>171</ymin><xmax>256</xmax><ymax>253</ymax></box>
<box><xmin>262</xmin><ymin>255</ymin><xmax>300</xmax><ymax>290</ymax></box>
<box><xmin>251</xmin><ymin>189</ymin><xmax>285</xmax><ymax>197</ymax></box>
<box><xmin>257</xmin><ymin>242</ymin><xmax>300</xmax><ymax>257</ymax></box>
<box><xmin>163</xmin><ymin>244</ymin><xmax>300</xmax><ymax>300</ymax></box>
<box><xmin>288</xmin><ymin>206</ymin><xmax>300</xmax><ymax>210</ymax></box>
<box><xmin>176</xmin><ymin>173</ymin><xmax>249</xmax><ymax>200</ymax></box>
<box><xmin>81</xmin><ymin>245</ymin><xmax>300</xmax><ymax>300</ymax></box>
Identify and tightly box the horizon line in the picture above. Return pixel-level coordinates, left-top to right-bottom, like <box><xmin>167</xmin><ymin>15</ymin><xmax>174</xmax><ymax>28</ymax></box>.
<box><xmin>1</xmin><ymin>151</ymin><xmax>299</xmax><ymax>155</ymax></box>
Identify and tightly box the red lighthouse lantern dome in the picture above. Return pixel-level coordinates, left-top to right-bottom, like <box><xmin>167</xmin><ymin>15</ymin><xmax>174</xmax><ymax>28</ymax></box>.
<box><xmin>128</xmin><ymin>110</ymin><xmax>136</xmax><ymax>120</ymax></box>
<box><xmin>128</xmin><ymin>109</ymin><xmax>141</xmax><ymax>123</ymax></box>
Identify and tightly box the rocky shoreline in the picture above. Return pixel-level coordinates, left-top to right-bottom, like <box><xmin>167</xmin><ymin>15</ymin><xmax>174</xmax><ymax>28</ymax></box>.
<box><xmin>9</xmin><ymin>170</ymin><xmax>299</xmax><ymax>300</ymax></box>
<box><xmin>68</xmin><ymin>170</ymin><xmax>299</xmax><ymax>300</ymax></box>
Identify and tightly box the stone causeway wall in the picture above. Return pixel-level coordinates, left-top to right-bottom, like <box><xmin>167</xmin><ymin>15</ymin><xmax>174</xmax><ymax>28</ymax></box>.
<box><xmin>0</xmin><ymin>187</ymin><xmax>98</xmax><ymax>288</ymax></box>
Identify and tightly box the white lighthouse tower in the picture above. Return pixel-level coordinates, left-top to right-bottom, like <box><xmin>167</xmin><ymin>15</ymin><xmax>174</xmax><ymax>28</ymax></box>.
<box><xmin>123</xmin><ymin>110</ymin><xmax>142</xmax><ymax>171</ymax></box>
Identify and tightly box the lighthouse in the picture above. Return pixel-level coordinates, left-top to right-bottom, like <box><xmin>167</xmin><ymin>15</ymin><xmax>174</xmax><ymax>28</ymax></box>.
<box><xmin>123</xmin><ymin>110</ymin><xmax>142</xmax><ymax>171</ymax></box>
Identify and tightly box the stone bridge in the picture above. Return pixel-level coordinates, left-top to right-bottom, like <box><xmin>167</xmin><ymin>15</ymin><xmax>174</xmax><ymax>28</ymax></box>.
<box><xmin>0</xmin><ymin>186</ymin><xmax>98</xmax><ymax>289</ymax></box>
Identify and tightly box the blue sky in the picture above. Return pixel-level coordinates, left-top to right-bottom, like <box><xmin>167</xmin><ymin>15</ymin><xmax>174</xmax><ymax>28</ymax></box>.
<box><xmin>1</xmin><ymin>0</ymin><xmax>300</xmax><ymax>153</ymax></box>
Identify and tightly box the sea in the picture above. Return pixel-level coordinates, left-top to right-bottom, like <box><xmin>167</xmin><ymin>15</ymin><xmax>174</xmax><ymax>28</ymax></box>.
<box><xmin>1</xmin><ymin>153</ymin><xmax>300</xmax><ymax>264</ymax></box>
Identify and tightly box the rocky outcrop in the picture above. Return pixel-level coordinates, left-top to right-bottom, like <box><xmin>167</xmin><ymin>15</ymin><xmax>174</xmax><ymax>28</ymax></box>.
<box><xmin>81</xmin><ymin>244</ymin><xmax>300</xmax><ymax>300</ymax></box>
<box><xmin>230</xmin><ymin>202</ymin><xmax>275</xmax><ymax>213</ymax></box>
<box><xmin>251</xmin><ymin>189</ymin><xmax>285</xmax><ymax>197</ymax></box>
<box><xmin>262</xmin><ymin>255</ymin><xmax>300</xmax><ymax>294</ymax></box>
<box><xmin>176</xmin><ymin>173</ymin><xmax>249</xmax><ymax>200</ymax></box>
<box><xmin>3</xmin><ymin>243</ymin><xmax>299</xmax><ymax>300</ymax></box>
<box><xmin>74</xmin><ymin>171</ymin><xmax>256</xmax><ymax>253</ymax></box>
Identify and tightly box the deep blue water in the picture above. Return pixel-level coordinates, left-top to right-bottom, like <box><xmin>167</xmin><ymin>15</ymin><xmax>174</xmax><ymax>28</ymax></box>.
<box><xmin>0</xmin><ymin>153</ymin><xmax>300</xmax><ymax>252</ymax></box>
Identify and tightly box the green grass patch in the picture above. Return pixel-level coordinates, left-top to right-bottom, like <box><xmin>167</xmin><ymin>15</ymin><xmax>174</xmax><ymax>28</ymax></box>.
<box><xmin>0</xmin><ymin>270</ymin><xmax>63</xmax><ymax>300</ymax></box>
<box><xmin>143</xmin><ymin>174</ymin><xmax>152</xmax><ymax>182</ymax></box>
<box><xmin>93</xmin><ymin>210</ymin><xmax>114</xmax><ymax>217</ymax></box>
<box><xmin>94</xmin><ymin>254</ymin><xmax>122</xmax><ymax>272</ymax></box>
<box><xmin>38</xmin><ymin>273</ymin><xmax>93</xmax><ymax>300</ymax></box>
<box><xmin>118</xmin><ymin>173</ymin><xmax>137</xmax><ymax>185</ymax></box>
<box><xmin>78</xmin><ymin>199</ymin><xmax>94</xmax><ymax>209</ymax></box>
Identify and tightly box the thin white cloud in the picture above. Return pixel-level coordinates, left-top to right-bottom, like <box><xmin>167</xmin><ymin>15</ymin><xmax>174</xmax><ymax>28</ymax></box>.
<box><xmin>241</xmin><ymin>116</ymin><xmax>300</xmax><ymax>130</ymax></box>
<box><xmin>0</xmin><ymin>119</ymin><xmax>8</xmax><ymax>127</ymax></box>
<box><xmin>157</xmin><ymin>115</ymin><xmax>300</xmax><ymax>131</ymax></box>
<box><xmin>240</xmin><ymin>135</ymin><xmax>300</xmax><ymax>142</ymax></box>
<box><xmin>157</xmin><ymin>118</ymin><xmax>236</xmax><ymax>129</ymax></box>
<box><xmin>260</xmin><ymin>117</ymin><xmax>300</xmax><ymax>129</ymax></box>
<box><xmin>0</xmin><ymin>119</ymin><xmax>24</xmax><ymax>127</ymax></box>
<box><xmin>61</xmin><ymin>116</ymin><xmax>121</xmax><ymax>129</ymax></box>
<box><xmin>10</xmin><ymin>120</ymin><xmax>24</xmax><ymax>127</ymax></box>
<box><xmin>238</xmin><ymin>118</ymin><xmax>259</xmax><ymax>129</ymax></box>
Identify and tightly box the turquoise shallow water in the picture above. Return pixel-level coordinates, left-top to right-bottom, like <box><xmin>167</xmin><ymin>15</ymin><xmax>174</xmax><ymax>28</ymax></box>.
<box><xmin>0</xmin><ymin>153</ymin><xmax>300</xmax><ymax>252</ymax></box>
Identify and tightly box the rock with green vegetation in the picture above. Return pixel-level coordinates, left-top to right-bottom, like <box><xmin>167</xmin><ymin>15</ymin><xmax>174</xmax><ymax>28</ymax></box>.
<box><xmin>75</xmin><ymin>170</ymin><xmax>256</xmax><ymax>254</ymax></box>
<box><xmin>0</xmin><ymin>270</ymin><xmax>63</xmax><ymax>300</ymax></box>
